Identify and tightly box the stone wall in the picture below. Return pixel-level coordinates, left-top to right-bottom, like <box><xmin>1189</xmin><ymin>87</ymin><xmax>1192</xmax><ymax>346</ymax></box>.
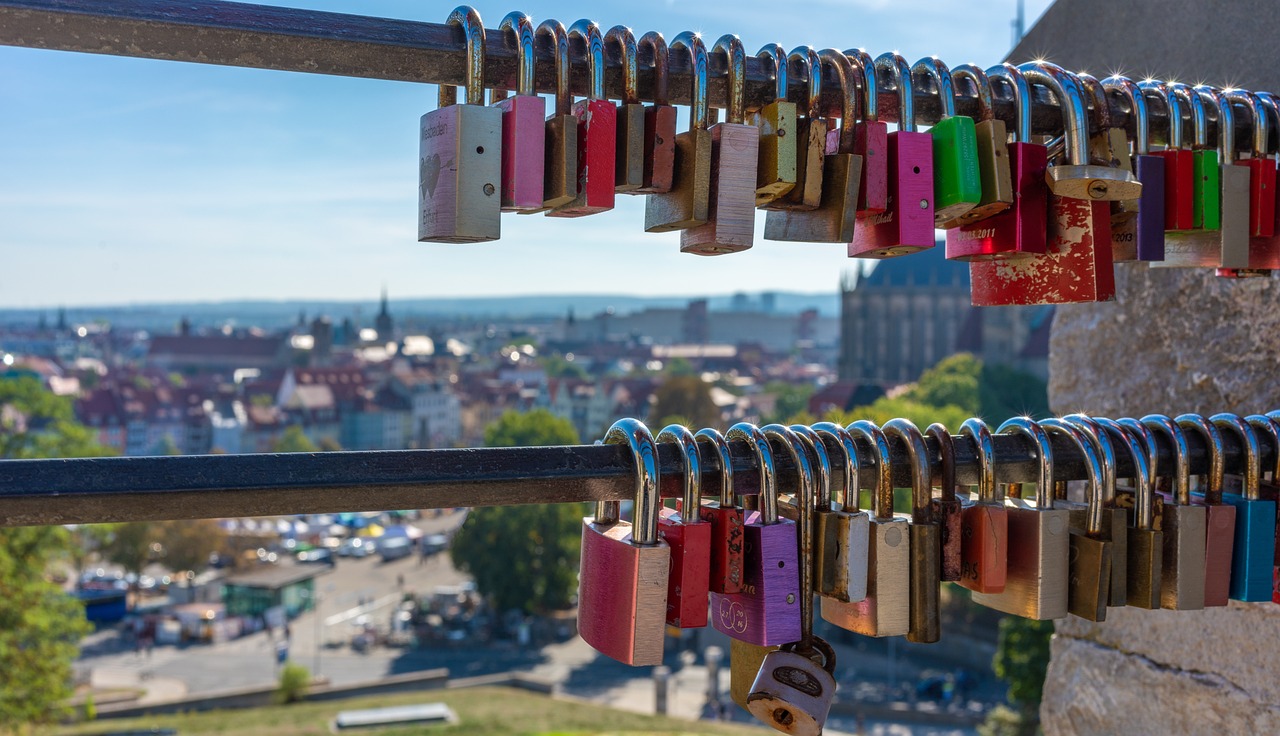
<box><xmin>1043</xmin><ymin>265</ymin><xmax>1280</xmax><ymax>734</ymax></box>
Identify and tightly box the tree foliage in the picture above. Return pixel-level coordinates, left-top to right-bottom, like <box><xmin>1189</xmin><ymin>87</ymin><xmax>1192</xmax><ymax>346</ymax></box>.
<box><xmin>762</xmin><ymin>381</ymin><xmax>816</xmax><ymax>425</ymax></box>
<box><xmin>272</xmin><ymin>425</ymin><xmax>319</xmax><ymax>453</ymax></box>
<box><xmin>650</xmin><ymin>374</ymin><xmax>721</xmax><ymax>430</ymax></box>
<box><xmin>454</xmin><ymin>411</ymin><xmax>584</xmax><ymax>616</ymax></box>
<box><xmin>993</xmin><ymin>616</ymin><xmax>1054</xmax><ymax>720</ymax></box>
<box><xmin>0</xmin><ymin>525</ymin><xmax>92</xmax><ymax>729</ymax></box>
<box><xmin>156</xmin><ymin>520</ymin><xmax>226</xmax><ymax>577</ymax></box>
<box><xmin>0</xmin><ymin>376</ymin><xmax>114</xmax><ymax>459</ymax></box>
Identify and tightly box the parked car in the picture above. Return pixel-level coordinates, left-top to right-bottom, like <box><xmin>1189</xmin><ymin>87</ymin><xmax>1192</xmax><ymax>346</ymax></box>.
<box><xmin>378</xmin><ymin>536</ymin><xmax>413</xmax><ymax>562</ymax></box>
<box><xmin>338</xmin><ymin>537</ymin><xmax>375</xmax><ymax>558</ymax></box>
<box><xmin>297</xmin><ymin>548</ymin><xmax>335</xmax><ymax>565</ymax></box>
<box><xmin>421</xmin><ymin>534</ymin><xmax>449</xmax><ymax>556</ymax></box>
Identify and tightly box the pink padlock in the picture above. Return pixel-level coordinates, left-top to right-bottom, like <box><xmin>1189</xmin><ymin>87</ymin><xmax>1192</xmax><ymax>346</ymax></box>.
<box><xmin>491</xmin><ymin>12</ymin><xmax>545</xmax><ymax>213</ymax></box>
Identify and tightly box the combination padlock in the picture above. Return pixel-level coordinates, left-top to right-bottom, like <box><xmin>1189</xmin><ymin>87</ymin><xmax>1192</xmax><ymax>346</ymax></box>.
<box><xmin>1138</xmin><ymin>415</ymin><xmax>1206</xmax><ymax>611</ymax></box>
<box><xmin>697</xmin><ymin>426</ymin><xmax>745</xmax><ymax>595</ymax></box>
<box><xmin>491</xmin><ymin>12</ymin><xmax>545</xmax><ymax>213</ymax></box>
<box><xmin>956</xmin><ymin>418</ymin><xmax>1008</xmax><ymax>594</ymax></box>
<box><xmin>655</xmin><ymin>425</ymin><xmax>710</xmax><ymax>628</ymax></box>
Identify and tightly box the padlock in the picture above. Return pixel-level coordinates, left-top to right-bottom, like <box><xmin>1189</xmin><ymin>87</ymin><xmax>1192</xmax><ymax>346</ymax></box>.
<box><xmin>751</xmin><ymin>43</ymin><xmax>797</xmax><ymax>206</ymax></box>
<box><xmin>810</xmin><ymin>421</ymin><xmax>870</xmax><ymax>603</ymax></box>
<box><xmin>644</xmin><ymin>31</ymin><xmax>711</xmax><ymax>232</ymax></box>
<box><xmin>418</xmin><ymin>6</ymin><xmax>501</xmax><ymax>243</ymax></box>
<box><xmin>1019</xmin><ymin>62</ymin><xmax>1140</xmax><ymax>202</ymax></box>
<box><xmin>845</xmin><ymin>47</ymin><xmax>889</xmax><ymax>215</ymax></box>
<box><xmin>948</xmin><ymin>62</ymin><xmax>1048</xmax><ymax>261</ymax></box>
<box><xmin>1212</xmin><ymin>413</ymin><xmax>1277</xmax><ymax>602</ymax></box>
<box><xmin>1078</xmin><ymin>73</ymin><xmax>1139</xmax><ymax>228</ymax></box>
<box><xmin>848</xmin><ymin>52</ymin><xmax>936</xmax><ymax>258</ymax></box>
<box><xmin>1261</xmin><ymin>95</ymin><xmax>1280</xmax><ymax>239</ymax></box>
<box><xmin>1103</xmin><ymin>76</ymin><xmax>1166</xmax><ymax>261</ymax></box>
<box><xmin>1203</xmin><ymin>86</ymin><xmax>1251</xmax><ymax>269</ymax></box>
<box><xmin>913</xmin><ymin>56</ymin><xmax>980</xmax><ymax>226</ymax></box>
<box><xmin>491</xmin><ymin>12</ymin><xmax>545</xmax><ymax>213</ymax></box>
<box><xmin>884</xmin><ymin>419</ymin><xmax>941</xmax><ymax>644</ymax></box>
<box><xmin>606</xmin><ymin>25</ymin><xmax>645</xmax><ymax>193</ymax></box>
<box><xmin>760</xmin><ymin>46</ymin><xmax>826</xmax><ymax>212</ymax></box>
<box><xmin>925</xmin><ymin>423</ymin><xmax>963</xmax><ymax>582</ymax></box>
<box><xmin>762</xmin><ymin>48</ymin><xmax>863</xmax><ymax>243</ymax></box>
<box><xmin>1221</xmin><ymin>91</ymin><xmax>1280</xmax><ymax>276</ymax></box>
<box><xmin>528</xmin><ymin>20</ymin><xmax>577</xmax><ymax>213</ymax></box>
<box><xmin>821</xmin><ymin>421</ymin><xmax>909</xmax><ymax>637</ymax></box>
<box><xmin>634</xmin><ymin>31</ymin><xmax>677</xmax><ymax>194</ymax></box>
<box><xmin>709</xmin><ymin>423</ymin><xmax>801</xmax><ymax>646</ymax></box>
<box><xmin>1175</xmin><ymin>413</ymin><xmax>1236</xmax><ymax>607</ymax></box>
<box><xmin>747</xmin><ymin>639</ymin><xmax>838</xmax><ymax>736</ymax></box>
<box><xmin>1226</xmin><ymin>89</ymin><xmax>1276</xmax><ymax>238</ymax></box>
<box><xmin>655</xmin><ymin>424</ymin><xmax>710</xmax><ymax>628</ymax></box>
<box><xmin>697</xmin><ymin>426</ymin><xmax>745</xmax><ymax>595</ymax></box>
<box><xmin>680</xmin><ymin>34</ymin><xmax>759</xmax><ymax>255</ymax></box>
<box><xmin>1041</xmin><ymin>418</ymin><xmax>1113</xmax><ymax>623</ymax></box>
<box><xmin>971</xmin><ymin>417</ymin><xmax>1069</xmax><ymax>620</ymax></box>
<box><xmin>1062</xmin><ymin>414</ymin><xmax>1129</xmax><ymax>608</ymax></box>
<box><xmin>1143</xmin><ymin>79</ymin><xmax>1194</xmax><ymax>231</ymax></box>
<box><xmin>1246</xmin><ymin>415</ymin><xmax>1280</xmax><ymax>577</ymax></box>
<box><xmin>730</xmin><ymin>638</ymin><xmax>777</xmax><ymax>711</ymax></box>
<box><xmin>1187</xmin><ymin>85</ymin><xmax>1222</xmax><ymax>232</ymax></box>
<box><xmin>1139</xmin><ymin>414</ymin><xmax>1206</xmax><ymax>611</ymax></box>
<box><xmin>1098</xmin><ymin>418</ymin><xmax>1164</xmax><ymax>609</ymax></box>
<box><xmin>546</xmin><ymin>20</ymin><xmax>616</xmax><ymax>218</ymax></box>
<box><xmin>956</xmin><ymin>418</ymin><xmax>1009</xmax><ymax>594</ymax></box>
<box><xmin>939</xmin><ymin>63</ymin><xmax>1013</xmax><ymax>228</ymax></box>
<box><xmin>578</xmin><ymin>418</ymin><xmax>669</xmax><ymax>666</ymax></box>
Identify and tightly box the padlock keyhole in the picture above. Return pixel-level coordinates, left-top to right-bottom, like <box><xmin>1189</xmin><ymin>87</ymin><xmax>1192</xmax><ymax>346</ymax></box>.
<box><xmin>772</xmin><ymin>708</ymin><xmax>795</xmax><ymax>727</ymax></box>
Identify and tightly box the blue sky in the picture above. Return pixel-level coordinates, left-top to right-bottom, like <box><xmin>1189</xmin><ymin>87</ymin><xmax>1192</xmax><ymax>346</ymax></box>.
<box><xmin>0</xmin><ymin>0</ymin><xmax>1052</xmax><ymax>308</ymax></box>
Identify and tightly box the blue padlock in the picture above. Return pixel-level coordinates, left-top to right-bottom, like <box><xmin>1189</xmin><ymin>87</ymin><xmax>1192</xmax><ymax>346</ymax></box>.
<box><xmin>1212</xmin><ymin>413</ymin><xmax>1277</xmax><ymax>602</ymax></box>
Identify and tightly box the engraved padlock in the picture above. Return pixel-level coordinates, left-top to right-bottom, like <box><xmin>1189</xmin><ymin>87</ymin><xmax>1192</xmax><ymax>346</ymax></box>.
<box><xmin>811</xmin><ymin>421</ymin><xmax>870</xmax><ymax>603</ymax></box>
<box><xmin>821</xmin><ymin>420</ymin><xmax>910</xmax><ymax>637</ymax></box>
<box><xmin>680</xmin><ymin>34</ymin><xmax>759</xmax><ymax>255</ymax></box>
<box><xmin>849</xmin><ymin>52</ymin><xmax>936</xmax><ymax>258</ymax></box>
<box><xmin>634</xmin><ymin>31</ymin><xmax>677</xmax><ymax>194</ymax></box>
<box><xmin>1042</xmin><ymin>418</ymin><xmax>1113</xmax><ymax>623</ymax></box>
<box><xmin>941</xmin><ymin>63</ymin><xmax>1013</xmax><ymax>227</ymax></box>
<box><xmin>606</xmin><ymin>25</ymin><xmax>645</xmax><ymax>193</ymax></box>
<box><xmin>578</xmin><ymin>418</ymin><xmax>669</xmax><ymax>666</ymax></box>
<box><xmin>1213</xmin><ymin>413</ymin><xmax>1277</xmax><ymax>602</ymax></box>
<box><xmin>1176</xmin><ymin>413</ymin><xmax>1236</xmax><ymax>607</ymax></box>
<box><xmin>925</xmin><ymin>423</ymin><xmax>964</xmax><ymax>582</ymax></box>
<box><xmin>1097</xmin><ymin>417</ymin><xmax>1163</xmax><ymax>609</ymax></box>
<box><xmin>885</xmin><ymin>418</ymin><xmax>941</xmax><ymax>644</ymax></box>
<box><xmin>763</xmin><ymin>48</ymin><xmax>864</xmax><ymax>243</ymax></box>
<box><xmin>971</xmin><ymin>417</ymin><xmax>1069</xmax><ymax>620</ymax></box>
<box><xmin>957</xmin><ymin>418</ymin><xmax>1009</xmax><ymax>594</ymax></box>
<box><xmin>418</xmin><ymin>6</ymin><xmax>501</xmax><ymax>243</ymax></box>
<box><xmin>949</xmin><ymin>62</ymin><xmax>1048</xmax><ymax>260</ymax></box>
<box><xmin>845</xmin><ymin>47</ymin><xmax>889</xmax><ymax>215</ymax></box>
<box><xmin>751</xmin><ymin>43</ymin><xmax>798</xmax><ymax>206</ymax></box>
<box><xmin>747</xmin><ymin>639</ymin><xmax>838</xmax><ymax>736</ymax></box>
<box><xmin>644</xmin><ymin>32</ymin><xmax>711</xmax><ymax>232</ymax></box>
<box><xmin>491</xmin><ymin>12</ymin><xmax>545</xmax><ymax>213</ymax></box>
<box><xmin>697</xmin><ymin>426</ymin><xmax>746</xmax><ymax>595</ymax></box>
<box><xmin>655</xmin><ymin>424</ymin><xmax>711</xmax><ymax>628</ymax></box>
<box><xmin>710</xmin><ymin>423</ymin><xmax>801</xmax><ymax>646</ymax></box>
<box><xmin>914</xmin><ymin>56</ymin><xmax>981</xmax><ymax>226</ymax></box>
<box><xmin>1062</xmin><ymin>414</ymin><xmax>1130</xmax><ymax>608</ymax></box>
<box><xmin>546</xmin><ymin>19</ymin><xmax>616</xmax><ymax>218</ymax></box>
<box><xmin>1102</xmin><ymin>75</ymin><xmax>1165</xmax><ymax>261</ymax></box>
<box><xmin>760</xmin><ymin>46</ymin><xmax>826</xmax><ymax>212</ymax></box>
<box><xmin>1137</xmin><ymin>414</ymin><xmax>1206</xmax><ymax>611</ymax></box>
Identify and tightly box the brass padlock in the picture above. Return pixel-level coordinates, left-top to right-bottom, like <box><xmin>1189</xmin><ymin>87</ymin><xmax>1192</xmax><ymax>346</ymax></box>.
<box><xmin>1137</xmin><ymin>415</ymin><xmax>1206</xmax><ymax>611</ymax></box>
<box><xmin>1062</xmin><ymin>414</ymin><xmax>1129</xmax><ymax>607</ymax></box>
<box><xmin>751</xmin><ymin>43</ymin><xmax>798</xmax><ymax>206</ymax></box>
<box><xmin>925</xmin><ymin>422</ymin><xmax>964</xmax><ymax>582</ymax></box>
<box><xmin>939</xmin><ymin>63</ymin><xmax>1013</xmax><ymax>227</ymax></box>
<box><xmin>730</xmin><ymin>638</ymin><xmax>777</xmax><ymax>711</ymax></box>
<box><xmin>1078</xmin><ymin>73</ymin><xmax>1139</xmax><ymax>225</ymax></box>
<box><xmin>760</xmin><ymin>46</ymin><xmax>826</xmax><ymax>211</ymax></box>
<box><xmin>644</xmin><ymin>31</ymin><xmax>711</xmax><ymax>232</ymax></box>
<box><xmin>1098</xmin><ymin>417</ymin><xmax>1164</xmax><ymax>609</ymax></box>
<box><xmin>606</xmin><ymin>25</ymin><xmax>645</xmax><ymax>193</ymax></box>
<box><xmin>810</xmin><ymin>421</ymin><xmax>870</xmax><ymax>603</ymax></box>
<box><xmin>1043</xmin><ymin>418</ymin><xmax>1113</xmax><ymax>623</ymax></box>
<box><xmin>884</xmin><ymin>418</ymin><xmax>941</xmax><ymax>644</ymax></box>
<box><xmin>528</xmin><ymin>20</ymin><xmax>577</xmax><ymax>213</ymax></box>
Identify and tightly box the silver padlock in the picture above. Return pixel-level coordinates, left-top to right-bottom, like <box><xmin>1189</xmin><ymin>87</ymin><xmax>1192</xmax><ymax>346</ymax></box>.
<box><xmin>747</xmin><ymin>638</ymin><xmax>838</xmax><ymax>736</ymax></box>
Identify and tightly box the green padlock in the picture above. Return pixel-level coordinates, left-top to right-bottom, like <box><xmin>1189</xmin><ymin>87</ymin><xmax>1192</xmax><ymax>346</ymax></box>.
<box><xmin>912</xmin><ymin>56</ymin><xmax>981</xmax><ymax>226</ymax></box>
<box><xmin>1172</xmin><ymin>82</ymin><xmax>1221</xmax><ymax>230</ymax></box>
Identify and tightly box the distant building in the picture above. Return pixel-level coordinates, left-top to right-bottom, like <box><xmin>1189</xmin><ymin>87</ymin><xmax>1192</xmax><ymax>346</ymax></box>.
<box><xmin>375</xmin><ymin>289</ymin><xmax>394</xmax><ymax>341</ymax></box>
<box><xmin>389</xmin><ymin>369</ymin><xmax>462</xmax><ymax>448</ymax></box>
<box><xmin>148</xmin><ymin>333</ymin><xmax>290</xmax><ymax>372</ymax></box>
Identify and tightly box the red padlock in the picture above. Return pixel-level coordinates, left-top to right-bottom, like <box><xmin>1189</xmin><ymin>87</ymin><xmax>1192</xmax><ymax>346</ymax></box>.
<box><xmin>1145</xmin><ymin>79</ymin><xmax>1195</xmax><ymax>231</ymax></box>
<box><xmin>656</xmin><ymin>424</ymin><xmax>711</xmax><ymax>629</ymax></box>
<box><xmin>696</xmin><ymin>427</ymin><xmax>745</xmax><ymax>595</ymax></box>
<box><xmin>848</xmin><ymin>52</ymin><xmax>935</xmax><ymax>258</ymax></box>
<box><xmin>956</xmin><ymin>418</ymin><xmax>1008</xmax><ymax>594</ymax></box>
<box><xmin>547</xmin><ymin>19</ymin><xmax>616</xmax><ymax>218</ymax></box>
<box><xmin>845</xmin><ymin>47</ymin><xmax>888</xmax><ymax>215</ymax></box>
<box><xmin>1227</xmin><ymin>89</ymin><xmax>1276</xmax><ymax>238</ymax></box>
<box><xmin>635</xmin><ymin>31</ymin><xmax>677</xmax><ymax>194</ymax></box>
<box><xmin>491</xmin><ymin>12</ymin><xmax>545</xmax><ymax>213</ymax></box>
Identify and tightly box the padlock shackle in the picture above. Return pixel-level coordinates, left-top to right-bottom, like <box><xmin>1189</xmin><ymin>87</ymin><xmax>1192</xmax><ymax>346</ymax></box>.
<box><xmin>1169</xmin><ymin>83</ymin><xmax>1209</xmax><ymax>150</ymax></box>
<box><xmin>1141</xmin><ymin>415</ymin><xmax>1193</xmax><ymax>506</ymax></box>
<box><xmin>756</xmin><ymin>43</ymin><xmax>787</xmax><ymax>104</ymax></box>
<box><xmin>727</xmin><ymin>422</ymin><xmax>778</xmax><ymax>523</ymax></box>
<box><xmin>657</xmin><ymin>424</ymin><xmax>701</xmax><ymax>518</ymax></box>
<box><xmin>712</xmin><ymin>34</ymin><xmax>747</xmax><ymax>125</ymax></box>
<box><xmin>911</xmin><ymin>56</ymin><xmax>956</xmax><ymax>121</ymax></box>
<box><xmin>952</xmin><ymin>64</ymin><xmax>994</xmax><ymax>122</ymax></box>
<box><xmin>843</xmin><ymin>48</ymin><xmax>879</xmax><ymax>122</ymax></box>
<box><xmin>670</xmin><ymin>31</ymin><xmax>709</xmax><ymax>131</ymax></box>
<box><xmin>1210</xmin><ymin>413</ymin><xmax>1260</xmax><ymax>499</ymax></box>
<box><xmin>925</xmin><ymin>423</ymin><xmax>957</xmax><ymax>504</ymax></box>
<box><xmin>1103</xmin><ymin>75</ymin><xmax>1149</xmax><ymax>156</ymax></box>
<box><xmin>812</xmin><ymin>422</ymin><xmax>861</xmax><ymax>512</ymax></box>
<box><xmin>791</xmin><ymin>425</ymin><xmax>833</xmax><ymax>511</ymax></box>
<box><xmin>1175</xmin><ymin>414</ymin><xmax>1225</xmax><ymax>504</ymax></box>
<box><xmin>996</xmin><ymin>417</ymin><xmax>1054</xmax><ymax>509</ymax></box>
<box><xmin>439</xmin><ymin>5</ymin><xmax>486</xmax><ymax>108</ymax></box>
<box><xmin>694</xmin><ymin>427</ymin><xmax>735</xmax><ymax>507</ymax></box>
<box><xmin>535</xmin><ymin>19</ymin><xmax>571</xmax><ymax>116</ymax></box>
<box><xmin>638</xmin><ymin>31</ymin><xmax>669</xmax><ymax>106</ymax></box>
<box><xmin>763</xmin><ymin>424</ymin><xmax>816</xmax><ymax>649</ymax></box>
<box><xmin>849</xmin><ymin>420</ymin><xmax>895</xmax><ymax>519</ymax></box>
<box><xmin>883</xmin><ymin>418</ymin><xmax>932</xmax><ymax>524</ymax></box>
<box><xmin>1246</xmin><ymin>416</ymin><xmax>1280</xmax><ymax>482</ymax></box>
<box><xmin>567</xmin><ymin>20</ymin><xmax>605</xmax><ymax>101</ymax></box>
<box><xmin>1097</xmin><ymin>417</ymin><xmax>1156</xmax><ymax>531</ymax></box>
<box><xmin>1195</xmin><ymin>85</ymin><xmax>1235</xmax><ymax>163</ymax></box>
<box><xmin>497</xmin><ymin>12</ymin><xmax>535</xmax><ymax>98</ymax></box>
<box><xmin>1076</xmin><ymin>73</ymin><xmax>1111</xmax><ymax>129</ymax></box>
<box><xmin>875</xmin><ymin>52</ymin><xmax>915</xmax><ymax>132</ymax></box>
<box><xmin>960</xmin><ymin>418</ymin><xmax>1001</xmax><ymax>504</ymax></box>
<box><xmin>817</xmin><ymin>48</ymin><xmax>858</xmax><ymax>137</ymax></box>
<box><xmin>1139</xmin><ymin>79</ymin><xmax>1182</xmax><ymax>151</ymax></box>
<box><xmin>788</xmin><ymin>45</ymin><xmax>823</xmax><ymax>119</ymax></box>
<box><xmin>1113</xmin><ymin>417</ymin><xmax>1159</xmax><ymax>490</ymax></box>
<box><xmin>605</xmin><ymin>25</ymin><xmax>639</xmax><ymax>105</ymax></box>
<box><xmin>1225</xmin><ymin>89</ymin><xmax>1267</xmax><ymax>159</ymax></box>
<box><xmin>1018</xmin><ymin>62</ymin><xmax>1089</xmax><ymax>166</ymax></box>
<box><xmin>1063</xmin><ymin>415</ymin><xmax>1119</xmax><ymax>504</ymax></box>
<box><xmin>1256</xmin><ymin>92</ymin><xmax>1280</xmax><ymax>160</ymax></box>
<box><xmin>599</xmin><ymin>418</ymin><xmax>661</xmax><ymax>545</ymax></box>
<box><xmin>988</xmin><ymin>63</ymin><xmax>1032</xmax><ymax>144</ymax></box>
<box><xmin>1041</xmin><ymin>418</ymin><xmax>1107</xmax><ymax>536</ymax></box>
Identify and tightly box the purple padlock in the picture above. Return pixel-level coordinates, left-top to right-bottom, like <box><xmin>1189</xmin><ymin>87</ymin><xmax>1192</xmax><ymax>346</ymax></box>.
<box><xmin>1105</xmin><ymin>76</ymin><xmax>1166</xmax><ymax>261</ymax></box>
<box><xmin>709</xmin><ymin>423</ymin><xmax>801</xmax><ymax>647</ymax></box>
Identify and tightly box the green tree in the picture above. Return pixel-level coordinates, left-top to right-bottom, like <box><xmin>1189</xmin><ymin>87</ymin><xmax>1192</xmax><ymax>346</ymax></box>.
<box><xmin>827</xmin><ymin>397</ymin><xmax>971</xmax><ymax>434</ymax></box>
<box><xmin>100</xmin><ymin>522</ymin><xmax>155</xmax><ymax>607</ymax></box>
<box><xmin>150</xmin><ymin>434</ymin><xmax>181</xmax><ymax>456</ymax></box>
<box><xmin>276</xmin><ymin>662</ymin><xmax>311</xmax><ymax>704</ymax></box>
<box><xmin>541</xmin><ymin>355</ymin><xmax>589</xmax><ymax>381</ymax></box>
<box><xmin>453</xmin><ymin>410</ymin><xmax>583</xmax><ymax>616</ymax></box>
<box><xmin>762</xmin><ymin>381</ymin><xmax>816</xmax><ymax>425</ymax></box>
<box><xmin>0</xmin><ymin>376</ymin><xmax>114</xmax><ymax>459</ymax></box>
<box><xmin>0</xmin><ymin>525</ymin><xmax>93</xmax><ymax>729</ymax></box>
<box><xmin>650</xmin><ymin>374</ymin><xmax>721</xmax><ymax>429</ymax></box>
<box><xmin>272</xmin><ymin>425</ymin><xmax>318</xmax><ymax>453</ymax></box>
<box><xmin>156</xmin><ymin>519</ymin><xmax>226</xmax><ymax>579</ymax></box>
<box><xmin>991</xmin><ymin>616</ymin><xmax>1054</xmax><ymax>735</ymax></box>
<box><xmin>910</xmin><ymin>353</ymin><xmax>981</xmax><ymax>413</ymax></box>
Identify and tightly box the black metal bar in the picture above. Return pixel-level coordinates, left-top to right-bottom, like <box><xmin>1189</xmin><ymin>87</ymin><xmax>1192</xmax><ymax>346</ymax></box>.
<box><xmin>0</xmin><ymin>0</ymin><xmax>1262</xmax><ymax>148</ymax></box>
<box><xmin>1</xmin><ymin>423</ymin><xmax>1273</xmax><ymax>527</ymax></box>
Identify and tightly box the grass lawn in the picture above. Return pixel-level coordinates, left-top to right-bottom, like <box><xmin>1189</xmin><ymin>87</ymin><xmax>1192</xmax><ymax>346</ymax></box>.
<box><xmin>58</xmin><ymin>686</ymin><xmax>757</xmax><ymax>735</ymax></box>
